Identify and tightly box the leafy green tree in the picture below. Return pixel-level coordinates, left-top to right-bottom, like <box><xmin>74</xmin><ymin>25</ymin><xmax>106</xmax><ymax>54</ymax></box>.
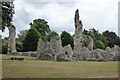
<box><xmin>61</xmin><ymin>31</ymin><xmax>74</xmax><ymax>49</ymax></box>
<box><xmin>101</xmin><ymin>36</ymin><xmax>108</xmax><ymax>47</ymax></box>
<box><xmin>0</xmin><ymin>35</ymin><xmax>1</xmax><ymax>53</ymax></box>
<box><xmin>1</xmin><ymin>1</ymin><xmax>17</xmax><ymax>54</ymax></box>
<box><xmin>1</xmin><ymin>1</ymin><xmax>15</xmax><ymax>31</ymax></box>
<box><xmin>2</xmin><ymin>45</ymin><xmax>7</xmax><ymax>54</ymax></box>
<box><xmin>102</xmin><ymin>30</ymin><xmax>120</xmax><ymax>47</ymax></box>
<box><xmin>16</xmin><ymin>42</ymin><xmax>23</xmax><ymax>52</ymax></box>
<box><xmin>114</xmin><ymin>37</ymin><xmax>120</xmax><ymax>47</ymax></box>
<box><xmin>22</xmin><ymin>27</ymin><xmax>40</xmax><ymax>51</ymax></box>
<box><xmin>83</xmin><ymin>28</ymin><xmax>108</xmax><ymax>49</ymax></box>
<box><xmin>16</xmin><ymin>30</ymin><xmax>28</xmax><ymax>43</ymax></box>
<box><xmin>2</xmin><ymin>37</ymin><xmax>8</xmax><ymax>45</ymax></box>
<box><xmin>94</xmin><ymin>40</ymin><xmax>105</xmax><ymax>49</ymax></box>
<box><xmin>2</xmin><ymin>37</ymin><xmax>8</xmax><ymax>54</ymax></box>
<box><xmin>16</xmin><ymin>30</ymin><xmax>28</xmax><ymax>51</ymax></box>
<box><xmin>30</xmin><ymin>18</ymin><xmax>51</xmax><ymax>40</ymax></box>
<box><xmin>46</xmin><ymin>31</ymin><xmax>59</xmax><ymax>41</ymax></box>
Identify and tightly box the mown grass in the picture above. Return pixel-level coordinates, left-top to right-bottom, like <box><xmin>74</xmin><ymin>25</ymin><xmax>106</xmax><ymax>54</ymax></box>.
<box><xmin>0</xmin><ymin>54</ymin><xmax>36</xmax><ymax>60</ymax></box>
<box><xmin>1</xmin><ymin>54</ymin><xmax>119</xmax><ymax>78</ymax></box>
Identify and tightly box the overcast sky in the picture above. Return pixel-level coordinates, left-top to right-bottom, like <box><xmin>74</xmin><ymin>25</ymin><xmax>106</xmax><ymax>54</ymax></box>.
<box><xmin>2</xmin><ymin>0</ymin><xmax>120</xmax><ymax>37</ymax></box>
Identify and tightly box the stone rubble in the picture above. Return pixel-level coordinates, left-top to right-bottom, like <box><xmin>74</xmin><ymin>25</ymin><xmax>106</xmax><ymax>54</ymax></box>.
<box><xmin>36</xmin><ymin>9</ymin><xmax>120</xmax><ymax>61</ymax></box>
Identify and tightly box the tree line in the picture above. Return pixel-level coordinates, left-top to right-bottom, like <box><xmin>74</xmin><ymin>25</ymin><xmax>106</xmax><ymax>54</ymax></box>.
<box><xmin>1</xmin><ymin>1</ymin><xmax>120</xmax><ymax>54</ymax></box>
<box><xmin>2</xmin><ymin>18</ymin><xmax>120</xmax><ymax>54</ymax></box>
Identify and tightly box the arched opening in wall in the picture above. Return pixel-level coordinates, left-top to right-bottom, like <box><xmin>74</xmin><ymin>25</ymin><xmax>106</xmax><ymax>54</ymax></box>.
<box><xmin>82</xmin><ymin>40</ymin><xmax>87</xmax><ymax>47</ymax></box>
<box><xmin>65</xmin><ymin>51</ymin><xmax>68</xmax><ymax>55</ymax></box>
<box><xmin>80</xmin><ymin>40</ymin><xmax>83</xmax><ymax>47</ymax></box>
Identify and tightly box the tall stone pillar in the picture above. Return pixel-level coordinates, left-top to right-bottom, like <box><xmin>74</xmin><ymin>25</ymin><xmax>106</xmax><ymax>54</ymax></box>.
<box><xmin>74</xmin><ymin>9</ymin><xmax>83</xmax><ymax>50</ymax></box>
<box><xmin>7</xmin><ymin>24</ymin><xmax>16</xmax><ymax>54</ymax></box>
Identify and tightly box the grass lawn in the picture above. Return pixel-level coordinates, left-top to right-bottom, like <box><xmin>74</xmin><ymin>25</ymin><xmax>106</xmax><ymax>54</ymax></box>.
<box><xmin>1</xmin><ymin>54</ymin><xmax>119</xmax><ymax>78</ymax></box>
<box><xmin>0</xmin><ymin>54</ymin><xmax>36</xmax><ymax>60</ymax></box>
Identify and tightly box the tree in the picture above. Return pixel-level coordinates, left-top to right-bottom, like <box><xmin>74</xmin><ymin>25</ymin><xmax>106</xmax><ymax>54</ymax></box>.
<box><xmin>22</xmin><ymin>27</ymin><xmax>40</xmax><ymax>51</ymax></box>
<box><xmin>16</xmin><ymin>30</ymin><xmax>28</xmax><ymax>51</ymax></box>
<box><xmin>16</xmin><ymin>30</ymin><xmax>28</xmax><ymax>43</ymax></box>
<box><xmin>0</xmin><ymin>35</ymin><xmax>1</xmax><ymax>53</ymax></box>
<box><xmin>46</xmin><ymin>31</ymin><xmax>59</xmax><ymax>41</ymax></box>
<box><xmin>94</xmin><ymin>40</ymin><xmax>105</xmax><ymax>49</ymax></box>
<box><xmin>1</xmin><ymin>1</ymin><xmax>14</xmax><ymax>31</ymax></box>
<box><xmin>1</xmin><ymin>1</ymin><xmax>16</xmax><ymax>54</ymax></box>
<box><xmin>30</xmin><ymin>18</ymin><xmax>51</xmax><ymax>40</ymax></box>
<box><xmin>61</xmin><ymin>31</ymin><xmax>74</xmax><ymax>49</ymax></box>
<box><xmin>114</xmin><ymin>37</ymin><xmax>120</xmax><ymax>47</ymax></box>
<box><xmin>83</xmin><ymin>28</ymin><xmax>108</xmax><ymax>49</ymax></box>
<box><xmin>102</xmin><ymin>30</ymin><xmax>120</xmax><ymax>47</ymax></box>
<box><xmin>2</xmin><ymin>37</ymin><xmax>8</xmax><ymax>54</ymax></box>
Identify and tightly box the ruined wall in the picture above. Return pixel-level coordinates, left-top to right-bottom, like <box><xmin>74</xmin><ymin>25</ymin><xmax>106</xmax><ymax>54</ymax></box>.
<box><xmin>36</xmin><ymin>9</ymin><xmax>119</xmax><ymax>61</ymax></box>
<box><xmin>37</xmin><ymin>36</ymin><xmax>74</xmax><ymax>61</ymax></box>
<box><xmin>74</xmin><ymin>9</ymin><xmax>93</xmax><ymax>50</ymax></box>
<box><xmin>7</xmin><ymin>25</ymin><xmax>16</xmax><ymax>54</ymax></box>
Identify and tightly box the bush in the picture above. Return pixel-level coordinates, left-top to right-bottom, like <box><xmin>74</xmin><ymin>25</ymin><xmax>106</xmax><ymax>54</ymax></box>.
<box><xmin>2</xmin><ymin>45</ymin><xmax>7</xmax><ymax>54</ymax></box>
<box><xmin>94</xmin><ymin>40</ymin><xmax>105</xmax><ymax>49</ymax></box>
<box><xmin>22</xmin><ymin>27</ymin><xmax>40</xmax><ymax>51</ymax></box>
<box><xmin>61</xmin><ymin>31</ymin><xmax>74</xmax><ymax>49</ymax></box>
<box><xmin>16</xmin><ymin>43</ymin><xmax>23</xmax><ymax>52</ymax></box>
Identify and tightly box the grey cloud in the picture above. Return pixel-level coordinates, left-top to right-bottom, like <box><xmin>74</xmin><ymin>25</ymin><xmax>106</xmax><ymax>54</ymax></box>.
<box><xmin>13</xmin><ymin>7</ymin><xmax>31</xmax><ymax>34</ymax></box>
<box><xmin>2</xmin><ymin>0</ymin><xmax>119</xmax><ymax>37</ymax></box>
<box><xmin>119</xmin><ymin>1</ymin><xmax>120</xmax><ymax>37</ymax></box>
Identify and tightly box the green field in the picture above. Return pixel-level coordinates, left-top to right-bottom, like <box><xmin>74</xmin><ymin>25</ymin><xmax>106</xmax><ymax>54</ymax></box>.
<box><xmin>1</xmin><ymin>54</ymin><xmax>118</xmax><ymax>78</ymax></box>
<box><xmin>1</xmin><ymin>54</ymin><xmax>36</xmax><ymax>60</ymax></box>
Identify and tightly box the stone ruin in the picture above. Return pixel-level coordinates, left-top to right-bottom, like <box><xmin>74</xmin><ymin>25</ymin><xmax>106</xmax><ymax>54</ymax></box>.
<box><xmin>7</xmin><ymin>24</ymin><xmax>16</xmax><ymax>54</ymax></box>
<box><xmin>36</xmin><ymin>36</ymin><xmax>73</xmax><ymax>61</ymax></box>
<box><xmin>74</xmin><ymin>9</ymin><xmax>93</xmax><ymax>51</ymax></box>
<box><xmin>37</xmin><ymin>9</ymin><xmax>120</xmax><ymax>61</ymax></box>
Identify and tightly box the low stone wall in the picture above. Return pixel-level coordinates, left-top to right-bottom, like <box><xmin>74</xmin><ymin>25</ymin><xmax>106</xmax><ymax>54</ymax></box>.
<box><xmin>73</xmin><ymin>45</ymin><xmax>120</xmax><ymax>61</ymax></box>
<box><xmin>37</xmin><ymin>44</ymin><xmax>120</xmax><ymax>61</ymax></box>
<box><xmin>13</xmin><ymin>51</ymin><xmax>37</xmax><ymax>57</ymax></box>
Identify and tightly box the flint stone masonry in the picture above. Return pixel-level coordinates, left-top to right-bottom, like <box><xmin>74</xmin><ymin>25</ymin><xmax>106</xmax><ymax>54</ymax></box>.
<box><xmin>63</xmin><ymin>44</ymin><xmax>74</xmax><ymax>61</ymax></box>
<box><xmin>36</xmin><ymin>9</ymin><xmax>120</xmax><ymax>61</ymax></box>
<box><xmin>74</xmin><ymin>9</ymin><xmax>93</xmax><ymax>50</ymax></box>
<box><xmin>49</xmin><ymin>36</ymin><xmax>63</xmax><ymax>55</ymax></box>
<box><xmin>37</xmin><ymin>36</ymin><xmax>64</xmax><ymax>61</ymax></box>
<box><xmin>7</xmin><ymin>25</ymin><xmax>16</xmax><ymax>54</ymax></box>
<box><xmin>104</xmin><ymin>45</ymin><xmax>120</xmax><ymax>61</ymax></box>
<box><xmin>57</xmin><ymin>44</ymin><xmax>74</xmax><ymax>61</ymax></box>
<box><xmin>37</xmin><ymin>36</ymin><xmax>74</xmax><ymax>61</ymax></box>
